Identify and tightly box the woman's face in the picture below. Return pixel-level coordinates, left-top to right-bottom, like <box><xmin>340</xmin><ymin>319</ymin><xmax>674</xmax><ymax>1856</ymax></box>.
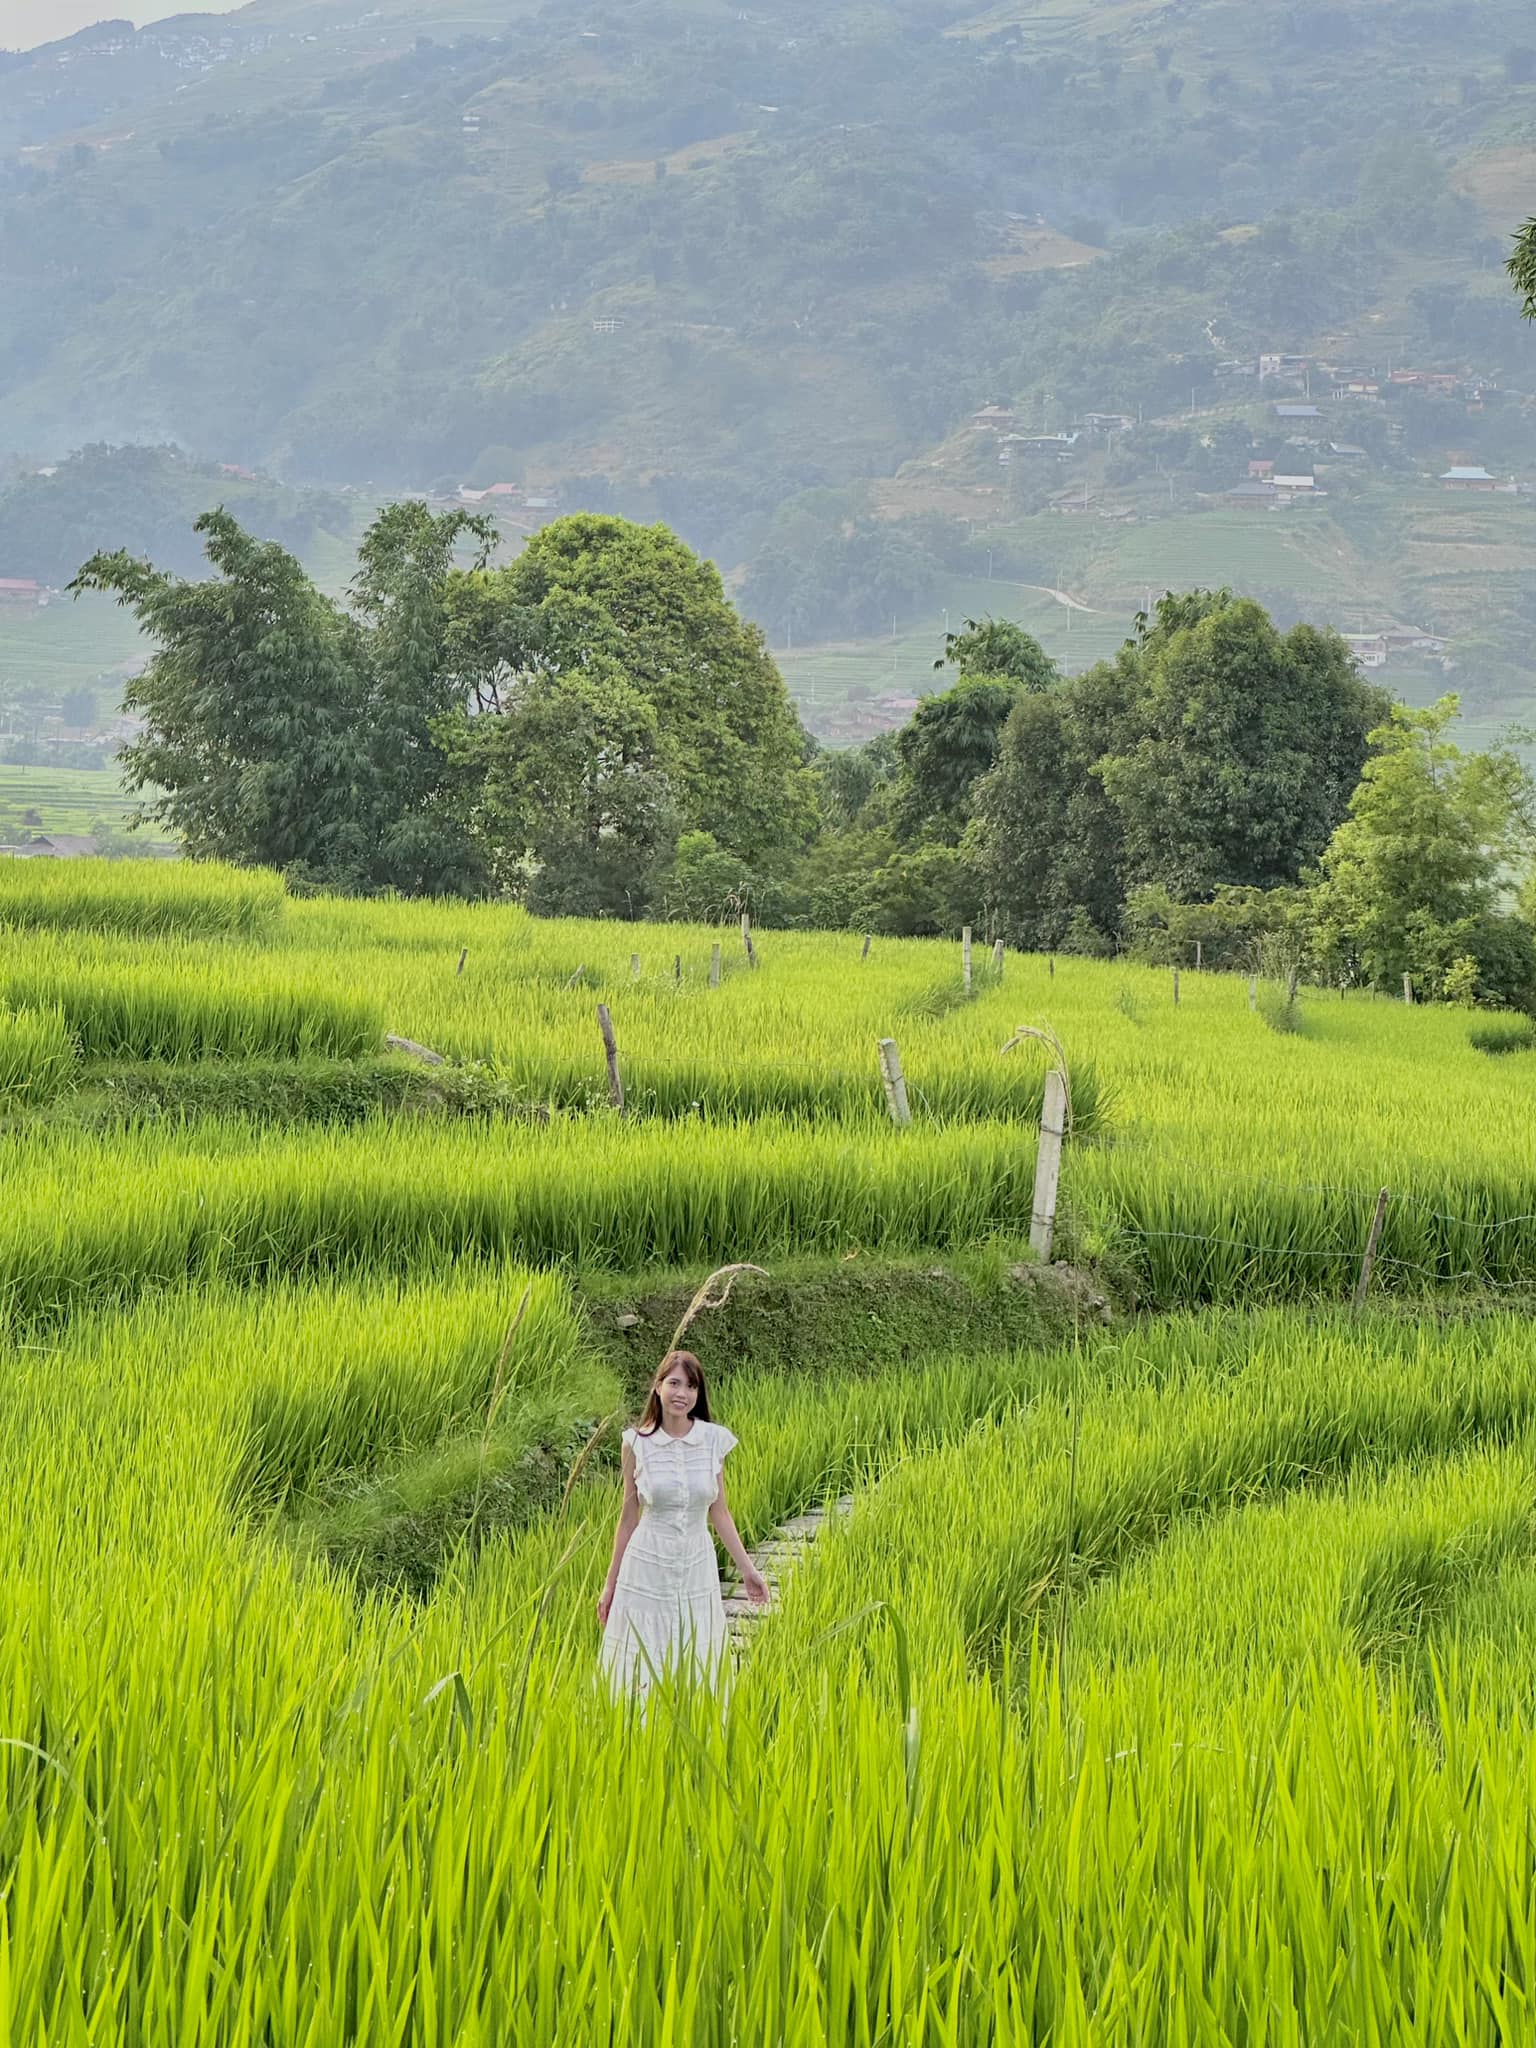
<box><xmin>657</xmin><ymin>1365</ymin><xmax>698</xmax><ymax>1421</ymax></box>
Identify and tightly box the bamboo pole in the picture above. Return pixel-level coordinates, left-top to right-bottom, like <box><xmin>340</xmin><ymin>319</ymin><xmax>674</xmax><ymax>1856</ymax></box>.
<box><xmin>1353</xmin><ymin>1189</ymin><xmax>1390</xmax><ymax>1313</ymax></box>
<box><xmin>1030</xmin><ymin>1068</ymin><xmax>1069</xmax><ymax>1262</ymax></box>
<box><xmin>876</xmin><ymin>1038</ymin><xmax>911</xmax><ymax>1126</ymax></box>
<box><xmin>596</xmin><ymin>1004</ymin><xmax>625</xmax><ymax>1115</ymax></box>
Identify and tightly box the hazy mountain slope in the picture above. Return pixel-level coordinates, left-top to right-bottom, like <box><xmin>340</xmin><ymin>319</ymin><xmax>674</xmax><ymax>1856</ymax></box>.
<box><xmin>4</xmin><ymin>1</ymin><xmax>1533</xmax><ymax>520</ymax></box>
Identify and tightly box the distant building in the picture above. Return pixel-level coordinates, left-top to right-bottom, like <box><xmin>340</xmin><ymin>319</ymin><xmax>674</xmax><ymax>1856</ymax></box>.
<box><xmin>1248</xmin><ymin>459</ymin><xmax>1275</xmax><ymax>479</ymax></box>
<box><xmin>1343</xmin><ymin>633</ymin><xmax>1389</xmax><ymax>670</ymax></box>
<box><xmin>1273</xmin><ymin>473</ymin><xmax>1318</xmax><ymax>496</ymax></box>
<box><xmin>1274</xmin><ymin>403</ymin><xmax>1322</xmax><ymax>420</ymax></box>
<box><xmin>1081</xmin><ymin>411</ymin><xmax>1134</xmax><ymax>432</ymax></box>
<box><xmin>11</xmin><ymin>833</ymin><xmax>100</xmax><ymax>859</ymax></box>
<box><xmin>591</xmin><ymin>316</ymin><xmax>622</xmax><ymax>335</ymax></box>
<box><xmin>1327</xmin><ymin>442</ymin><xmax>1368</xmax><ymax>459</ymax></box>
<box><xmin>0</xmin><ymin>578</ymin><xmax>44</xmax><ymax>607</ymax></box>
<box><xmin>970</xmin><ymin>405</ymin><xmax>1017</xmax><ymax>433</ymax></box>
<box><xmin>1224</xmin><ymin>481</ymin><xmax>1279</xmax><ymax>510</ymax></box>
<box><xmin>1441</xmin><ymin>466</ymin><xmax>1499</xmax><ymax>490</ymax></box>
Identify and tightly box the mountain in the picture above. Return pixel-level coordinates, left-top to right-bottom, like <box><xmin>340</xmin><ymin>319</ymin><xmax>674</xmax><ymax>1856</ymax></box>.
<box><xmin>3</xmin><ymin>0</ymin><xmax>1536</xmax><ymax>730</ymax></box>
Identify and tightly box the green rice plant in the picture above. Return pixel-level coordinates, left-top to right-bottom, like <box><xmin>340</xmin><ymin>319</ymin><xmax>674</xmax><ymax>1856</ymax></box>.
<box><xmin>0</xmin><ymin>1003</ymin><xmax>77</xmax><ymax>1108</ymax></box>
<box><xmin>1469</xmin><ymin>1015</ymin><xmax>1536</xmax><ymax>1056</ymax></box>
<box><xmin>0</xmin><ymin>856</ymin><xmax>285</xmax><ymax>937</ymax></box>
<box><xmin>1</xmin><ymin>1301</ymin><xmax>1536</xmax><ymax>2039</ymax></box>
<box><xmin>2</xmin><ymin>932</ymin><xmax>380</xmax><ymax>1062</ymax></box>
<box><xmin>0</xmin><ymin>1115</ymin><xmax>1042</xmax><ymax>1327</ymax></box>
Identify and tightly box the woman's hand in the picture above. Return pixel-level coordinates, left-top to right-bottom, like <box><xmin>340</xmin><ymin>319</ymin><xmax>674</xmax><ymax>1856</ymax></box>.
<box><xmin>744</xmin><ymin>1565</ymin><xmax>771</xmax><ymax>1607</ymax></box>
<box><xmin>597</xmin><ymin>1586</ymin><xmax>614</xmax><ymax>1628</ymax></box>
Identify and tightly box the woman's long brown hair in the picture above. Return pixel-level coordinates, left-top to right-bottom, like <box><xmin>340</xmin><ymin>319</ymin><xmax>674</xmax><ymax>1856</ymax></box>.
<box><xmin>636</xmin><ymin>1351</ymin><xmax>712</xmax><ymax>1436</ymax></box>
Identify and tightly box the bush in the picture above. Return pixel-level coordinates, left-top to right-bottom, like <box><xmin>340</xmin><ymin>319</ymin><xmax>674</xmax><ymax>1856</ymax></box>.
<box><xmin>1257</xmin><ymin>984</ymin><xmax>1305</xmax><ymax>1035</ymax></box>
<box><xmin>1468</xmin><ymin>1017</ymin><xmax>1536</xmax><ymax>1056</ymax></box>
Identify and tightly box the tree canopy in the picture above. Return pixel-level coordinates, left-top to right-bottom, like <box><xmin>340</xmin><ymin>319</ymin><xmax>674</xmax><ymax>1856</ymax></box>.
<box><xmin>75</xmin><ymin>507</ymin><xmax>812</xmax><ymax>911</ymax></box>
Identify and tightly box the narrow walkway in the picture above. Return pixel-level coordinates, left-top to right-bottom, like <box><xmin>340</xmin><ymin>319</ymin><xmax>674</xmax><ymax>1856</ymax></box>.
<box><xmin>722</xmin><ymin>1494</ymin><xmax>854</xmax><ymax>1647</ymax></box>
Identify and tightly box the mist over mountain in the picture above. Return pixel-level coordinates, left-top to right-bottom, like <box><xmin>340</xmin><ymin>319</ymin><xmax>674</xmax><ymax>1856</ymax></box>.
<box><xmin>4</xmin><ymin>0</ymin><xmax>1536</xmax><ymax>733</ymax></box>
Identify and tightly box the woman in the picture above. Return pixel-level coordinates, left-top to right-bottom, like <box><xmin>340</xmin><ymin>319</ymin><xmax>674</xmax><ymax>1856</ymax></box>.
<box><xmin>599</xmin><ymin>1350</ymin><xmax>769</xmax><ymax>1696</ymax></box>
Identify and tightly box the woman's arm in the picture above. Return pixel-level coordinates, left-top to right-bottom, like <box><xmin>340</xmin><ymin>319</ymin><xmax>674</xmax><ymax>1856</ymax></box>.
<box><xmin>709</xmin><ymin>1479</ymin><xmax>770</xmax><ymax>1604</ymax></box>
<box><xmin>598</xmin><ymin>1443</ymin><xmax>641</xmax><ymax>1627</ymax></box>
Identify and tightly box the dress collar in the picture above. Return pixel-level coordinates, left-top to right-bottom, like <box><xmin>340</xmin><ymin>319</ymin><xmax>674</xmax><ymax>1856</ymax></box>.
<box><xmin>648</xmin><ymin>1421</ymin><xmax>705</xmax><ymax>1448</ymax></box>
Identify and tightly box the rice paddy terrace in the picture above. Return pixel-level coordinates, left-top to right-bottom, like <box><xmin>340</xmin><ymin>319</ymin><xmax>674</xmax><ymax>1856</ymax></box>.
<box><xmin>7</xmin><ymin>861</ymin><xmax>1536</xmax><ymax>2042</ymax></box>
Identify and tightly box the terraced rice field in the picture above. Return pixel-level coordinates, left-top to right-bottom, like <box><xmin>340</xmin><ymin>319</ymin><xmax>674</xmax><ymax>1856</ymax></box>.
<box><xmin>6</xmin><ymin>861</ymin><xmax>1536</xmax><ymax>2039</ymax></box>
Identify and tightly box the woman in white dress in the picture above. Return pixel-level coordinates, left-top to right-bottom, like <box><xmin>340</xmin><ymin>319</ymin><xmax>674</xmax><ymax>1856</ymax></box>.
<box><xmin>598</xmin><ymin>1351</ymin><xmax>769</xmax><ymax>1695</ymax></box>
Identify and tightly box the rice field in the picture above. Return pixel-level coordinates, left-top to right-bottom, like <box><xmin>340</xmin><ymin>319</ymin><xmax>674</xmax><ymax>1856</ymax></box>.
<box><xmin>7</xmin><ymin>862</ymin><xmax>1536</xmax><ymax>2039</ymax></box>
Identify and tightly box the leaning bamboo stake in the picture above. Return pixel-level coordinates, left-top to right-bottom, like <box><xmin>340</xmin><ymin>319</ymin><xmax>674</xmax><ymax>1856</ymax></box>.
<box><xmin>1353</xmin><ymin>1188</ymin><xmax>1390</xmax><ymax>1313</ymax></box>
<box><xmin>596</xmin><ymin>1003</ymin><xmax>625</xmax><ymax>1115</ymax></box>
<box><xmin>456</xmin><ymin>947</ymin><xmax>468</xmax><ymax>976</ymax></box>
<box><xmin>564</xmin><ymin>965</ymin><xmax>586</xmax><ymax>990</ymax></box>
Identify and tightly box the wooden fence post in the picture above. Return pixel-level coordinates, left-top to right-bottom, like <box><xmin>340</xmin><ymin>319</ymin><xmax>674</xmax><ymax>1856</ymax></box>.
<box><xmin>876</xmin><ymin>1038</ymin><xmax>911</xmax><ymax>1127</ymax></box>
<box><xmin>1030</xmin><ymin>1067</ymin><xmax>1069</xmax><ymax>1263</ymax></box>
<box><xmin>963</xmin><ymin>926</ymin><xmax>973</xmax><ymax>995</ymax></box>
<box><xmin>1248</xmin><ymin>975</ymin><xmax>1258</xmax><ymax>1012</ymax></box>
<box><xmin>1353</xmin><ymin>1188</ymin><xmax>1390</xmax><ymax>1313</ymax></box>
<box><xmin>1173</xmin><ymin>968</ymin><xmax>1180</xmax><ymax>1008</ymax></box>
<box><xmin>456</xmin><ymin>947</ymin><xmax>468</xmax><ymax>977</ymax></box>
<box><xmin>861</xmin><ymin>932</ymin><xmax>872</xmax><ymax>962</ymax></box>
<box><xmin>596</xmin><ymin>1004</ymin><xmax>625</xmax><ymax>1115</ymax></box>
<box><xmin>742</xmin><ymin>914</ymin><xmax>758</xmax><ymax>971</ymax></box>
<box><xmin>674</xmin><ymin>954</ymin><xmax>682</xmax><ymax>988</ymax></box>
<box><xmin>992</xmin><ymin>938</ymin><xmax>1004</xmax><ymax>975</ymax></box>
<box><xmin>710</xmin><ymin>943</ymin><xmax>721</xmax><ymax>988</ymax></box>
<box><xmin>630</xmin><ymin>954</ymin><xmax>641</xmax><ymax>981</ymax></box>
<box><xmin>1403</xmin><ymin>974</ymin><xmax>1414</xmax><ymax>1005</ymax></box>
<box><xmin>1048</xmin><ymin>956</ymin><xmax>1054</xmax><ymax>979</ymax></box>
<box><xmin>1287</xmin><ymin>965</ymin><xmax>1299</xmax><ymax>1005</ymax></box>
<box><xmin>1195</xmin><ymin>940</ymin><xmax>1203</xmax><ymax>972</ymax></box>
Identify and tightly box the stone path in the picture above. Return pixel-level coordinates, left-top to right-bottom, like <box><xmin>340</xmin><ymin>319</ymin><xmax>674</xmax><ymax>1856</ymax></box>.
<box><xmin>722</xmin><ymin>1494</ymin><xmax>854</xmax><ymax>1647</ymax></box>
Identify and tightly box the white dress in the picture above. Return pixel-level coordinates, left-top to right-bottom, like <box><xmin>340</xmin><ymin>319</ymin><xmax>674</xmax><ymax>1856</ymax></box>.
<box><xmin>601</xmin><ymin>1420</ymin><xmax>738</xmax><ymax>1697</ymax></box>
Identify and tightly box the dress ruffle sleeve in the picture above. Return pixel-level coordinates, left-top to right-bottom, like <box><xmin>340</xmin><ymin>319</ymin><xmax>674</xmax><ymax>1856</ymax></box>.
<box><xmin>710</xmin><ymin>1424</ymin><xmax>738</xmax><ymax>1479</ymax></box>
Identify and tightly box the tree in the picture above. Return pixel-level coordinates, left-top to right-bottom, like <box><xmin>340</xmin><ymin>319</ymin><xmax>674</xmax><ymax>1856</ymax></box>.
<box><xmin>1096</xmin><ymin>593</ymin><xmax>1388</xmax><ymax>899</ymax></box>
<box><xmin>438</xmin><ymin>515</ymin><xmax>814</xmax><ymax>915</ymax></box>
<box><xmin>1307</xmin><ymin>697</ymin><xmax>1536</xmax><ymax>1005</ymax></box>
<box><xmin>73</xmin><ymin>505</ymin><xmax>493</xmax><ymax>893</ymax></box>
<box><xmin>894</xmin><ymin>676</ymin><xmax>1023</xmax><ymax>844</ymax></box>
<box><xmin>971</xmin><ymin>659</ymin><xmax>1136</xmax><ymax>949</ymax></box>
<box><xmin>934</xmin><ymin>616</ymin><xmax>1056</xmax><ymax>691</ymax></box>
<box><xmin>458</xmin><ymin>515</ymin><xmax>814</xmax><ymax>865</ymax></box>
<box><xmin>74</xmin><ymin>512</ymin><xmax>378</xmax><ymax>887</ymax></box>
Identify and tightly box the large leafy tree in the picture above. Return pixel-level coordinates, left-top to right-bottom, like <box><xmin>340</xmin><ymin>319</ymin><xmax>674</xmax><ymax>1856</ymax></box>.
<box><xmin>971</xmin><ymin>659</ymin><xmax>1137</xmax><ymax>949</ymax></box>
<box><xmin>1308</xmin><ymin>696</ymin><xmax>1536</xmax><ymax>1003</ymax></box>
<box><xmin>1096</xmin><ymin>592</ymin><xmax>1388</xmax><ymax>898</ymax></box>
<box><xmin>968</xmin><ymin>589</ymin><xmax>1385</xmax><ymax>948</ymax></box>
<box><xmin>74</xmin><ymin>511</ymin><xmax>377</xmax><ymax>887</ymax></box>
<box><xmin>933</xmin><ymin>617</ymin><xmax>1057</xmax><ymax>693</ymax></box>
<box><xmin>74</xmin><ymin>505</ymin><xmax>493</xmax><ymax>893</ymax></box>
<box><xmin>444</xmin><ymin>515</ymin><xmax>815</xmax><ymax>908</ymax></box>
<box><xmin>894</xmin><ymin>676</ymin><xmax>1024</xmax><ymax>845</ymax></box>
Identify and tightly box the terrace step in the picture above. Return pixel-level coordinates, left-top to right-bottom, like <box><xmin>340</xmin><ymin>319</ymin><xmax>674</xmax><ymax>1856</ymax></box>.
<box><xmin>724</xmin><ymin>1493</ymin><xmax>855</xmax><ymax>1651</ymax></box>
